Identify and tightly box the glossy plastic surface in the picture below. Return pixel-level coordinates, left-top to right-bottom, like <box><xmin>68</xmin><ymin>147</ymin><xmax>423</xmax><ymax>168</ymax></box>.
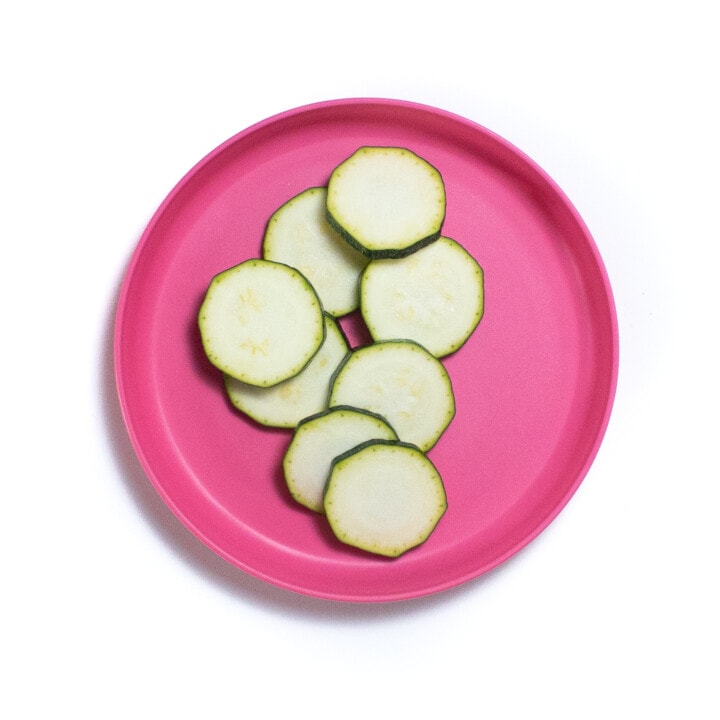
<box><xmin>114</xmin><ymin>98</ymin><xmax>618</xmax><ymax>602</ymax></box>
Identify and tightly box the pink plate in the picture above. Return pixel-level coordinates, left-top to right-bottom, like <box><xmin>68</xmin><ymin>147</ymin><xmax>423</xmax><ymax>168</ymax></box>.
<box><xmin>114</xmin><ymin>99</ymin><xmax>618</xmax><ymax>602</ymax></box>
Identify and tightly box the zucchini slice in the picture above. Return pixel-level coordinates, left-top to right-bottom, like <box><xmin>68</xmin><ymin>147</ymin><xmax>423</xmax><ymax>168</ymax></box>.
<box><xmin>283</xmin><ymin>406</ymin><xmax>398</xmax><ymax>513</ymax></box>
<box><xmin>198</xmin><ymin>259</ymin><xmax>324</xmax><ymax>387</ymax></box>
<box><xmin>328</xmin><ymin>340</ymin><xmax>455</xmax><ymax>452</ymax></box>
<box><xmin>224</xmin><ymin>314</ymin><xmax>349</xmax><ymax>428</ymax></box>
<box><xmin>360</xmin><ymin>236</ymin><xmax>485</xmax><ymax>357</ymax></box>
<box><xmin>262</xmin><ymin>187</ymin><xmax>369</xmax><ymax>317</ymax></box>
<box><xmin>324</xmin><ymin>439</ymin><xmax>447</xmax><ymax>558</ymax></box>
<box><xmin>326</xmin><ymin>146</ymin><xmax>446</xmax><ymax>259</ymax></box>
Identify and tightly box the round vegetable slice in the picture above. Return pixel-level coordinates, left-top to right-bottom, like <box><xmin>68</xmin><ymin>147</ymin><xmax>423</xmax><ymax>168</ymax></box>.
<box><xmin>224</xmin><ymin>314</ymin><xmax>349</xmax><ymax>428</ymax></box>
<box><xmin>360</xmin><ymin>236</ymin><xmax>485</xmax><ymax>357</ymax></box>
<box><xmin>324</xmin><ymin>440</ymin><xmax>448</xmax><ymax>558</ymax></box>
<box><xmin>198</xmin><ymin>258</ymin><xmax>324</xmax><ymax>387</ymax></box>
<box><xmin>262</xmin><ymin>187</ymin><xmax>369</xmax><ymax>316</ymax></box>
<box><xmin>328</xmin><ymin>340</ymin><xmax>455</xmax><ymax>452</ymax></box>
<box><xmin>283</xmin><ymin>406</ymin><xmax>398</xmax><ymax>513</ymax></box>
<box><xmin>326</xmin><ymin>146</ymin><xmax>446</xmax><ymax>259</ymax></box>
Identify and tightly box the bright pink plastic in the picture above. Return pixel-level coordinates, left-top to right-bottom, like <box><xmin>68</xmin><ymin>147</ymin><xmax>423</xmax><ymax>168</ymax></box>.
<box><xmin>114</xmin><ymin>99</ymin><xmax>618</xmax><ymax>602</ymax></box>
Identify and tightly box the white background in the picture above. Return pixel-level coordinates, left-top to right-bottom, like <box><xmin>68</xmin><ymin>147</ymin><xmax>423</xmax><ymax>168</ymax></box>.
<box><xmin>2</xmin><ymin>2</ymin><xmax>718</xmax><ymax>717</ymax></box>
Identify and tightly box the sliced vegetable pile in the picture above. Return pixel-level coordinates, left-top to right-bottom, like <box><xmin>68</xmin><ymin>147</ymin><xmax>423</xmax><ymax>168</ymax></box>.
<box><xmin>198</xmin><ymin>145</ymin><xmax>485</xmax><ymax>558</ymax></box>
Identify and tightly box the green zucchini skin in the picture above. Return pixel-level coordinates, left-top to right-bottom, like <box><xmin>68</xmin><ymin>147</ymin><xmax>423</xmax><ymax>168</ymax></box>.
<box><xmin>360</xmin><ymin>235</ymin><xmax>485</xmax><ymax>357</ymax></box>
<box><xmin>198</xmin><ymin>258</ymin><xmax>325</xmax><ymax>388</ymax></box>
<box><xmin>283</xmin><ymin>406</ymin><xmax>398</xmax><ymax>513</ymax></box>
<box><xmin>295</xmin><ymin>404</ymin><xmax>397</xmax><ymax>433</ymax></box>
<box><xmin>324</xmin><ymin>439</ymin><xmax>448</xmax><ymax>558</ymax></box>
<box><xmin>325</xmin><ymin>211</ymin><xmax>442</xmax><ymax>260</ymax></box>
<box><xmin>328</xmin><ymin>339</ymin><xmax>456</xmax><ymax>452</ymax></box>
<box><xmin>326</xmin><ymin>146</ymin><xmax>446</xmax><ymax>260</ymax></box>
<box><xmin>328</xmin><ymin>437</ymin><xmax>415</xmax><ymax>469</ymax></box>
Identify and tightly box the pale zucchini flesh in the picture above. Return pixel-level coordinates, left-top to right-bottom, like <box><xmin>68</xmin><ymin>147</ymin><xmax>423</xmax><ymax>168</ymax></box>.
<box><xmin>360</xmin><ymin>236</ymin><xmax>485</xmax><ymax>357</ymax></box>
<box><xmin>195</xmin><ymin>145</ymin><xmax>488</xmax><ymax>562</ymax></box>
<box><xmin>198</xmin><ymin>259</ymin><xmax>325</xmax><ymax>387</ymax></box>
<box><xmin>326</xmin><ymin>146</ymin><xmax>446</xmax><ymax>259</ymax></box>
<box><xmin>328</xmin><ymin>340</ymin><xmax>455</xmax><ymax>452</ymax></box>
<box><xmin>262</xmin><ymin>187</ymin><xmax>369</xmax><ymax>316</ymax></box>
<box><xmin>324</xmin><ymin>440</ymin><xmax>447</xmax><ymax>558</ymax></box>
<box><xmin>224</xmin><ymin>314</ymin><xmax>349</xmax><ymax>429</ymax></box>
<box><xmin>283</xmin><ymin>406</ymin><xmax>398</xmax><ymax>513</ymax></box>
